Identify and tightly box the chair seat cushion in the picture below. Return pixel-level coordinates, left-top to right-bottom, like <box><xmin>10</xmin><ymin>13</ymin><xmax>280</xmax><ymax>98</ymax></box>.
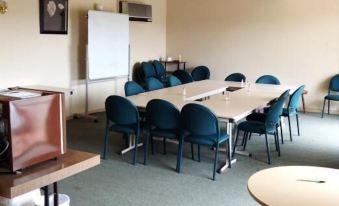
<box><xmin>109</xmin><ymin>124</ymin><xmax>137</xmax><ymax>134</ymax></box>
<box><xmin>151</xmin><ymin>128</ymin><xmax>178</xmax><ymax>139</ymax></box>
<box><xmin>246</xmin><ymin>113</ymin><xmax>266</xmax><ymax>122</ymax></box>
<box><xmin>238</xmin><ymin>121</ymin><xmax>276</xmax><ymax>134</ymax></box>
<box><xmin>325</xmin><ymin>94</ymin><xmax>339</xmax><ymax>101</ymax></box>
<box><xmin>183</xmin><ymin>129</ymin><xmax>229</xmax><ymax>146</ymax></box>
<box><xmin>281</xmin><ymin>108</ymin><xmax>297</xmax><ymax>116</ymax></box>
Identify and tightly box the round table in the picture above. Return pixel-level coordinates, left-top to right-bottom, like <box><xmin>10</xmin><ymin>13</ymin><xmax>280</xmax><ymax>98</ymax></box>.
<box><xmin>247</xmin><ymin>166</ymin><xmax>339</xmax><ymax>206</ymax></box>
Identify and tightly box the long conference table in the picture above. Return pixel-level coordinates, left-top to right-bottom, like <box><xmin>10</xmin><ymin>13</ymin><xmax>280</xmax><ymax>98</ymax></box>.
<box><xmin>127</xmin><ymin>80</ymin><xmax>297</xmax><ymax>173</ymax></box>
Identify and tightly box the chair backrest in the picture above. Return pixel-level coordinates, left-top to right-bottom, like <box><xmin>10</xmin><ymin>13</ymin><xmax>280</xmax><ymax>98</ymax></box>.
<box><xmin>168</xmin><ymin>75</ymin><xmax>182</xmax><ymax>87</ymax></box>
<box><xmin>288</xmin><ymin>85</ymin><xmax>305</xmax><ymax>110</ymax></box>
<box><xmin>181</xmin><ymin>103</ymin><xmax>219</xmax><ymax>137</ymax></box>
<box><xmin>191</xmin><ymin>66</ymin><xmax>210</xmax><ymax>81</ymax></box>
<box><xmin>105</xmin><ymin>95</ymin><xmax>139</xmax><ymax>126</ymax></box>
<box><xmin>153</xmin><ymin>60</ymin><xmax>166</xmax><ymax>77</ymax></box>
<box><xmin>124</xmin><ymin>81</ymin><xmax>145</xmax><ymax>96</ymax></box>
<box><xmin>173</xmin><ymin>70</ymin><xmax>193</xmax><ymax>84</ymax></box>
<box><xmin>146</xmin><ymin>99</ymin><xmax>180</xmax><ymax>130</ymax></box>
<box><xmin>256</xmin><ymin>75</ymin><xmax>281</xmax><ymax>85</ymax></box>
<box><xmin>329</xmin><ymin>74</ymin><xmax>339</xmax><ymax>92</ymax></box>
<box><xmin>265</xmin><ymin>90</ymin><xmax>290</xmax><ymax>129</ymax></box>
<box><xmin>142</xmin><ymin>62</ymin><xmax>156</xmax><ymax>80</ymax></box>
<box><xmin>146</xmin><ymin>77</ymin><xmax>164</xmax><ymax>91</ymax></box>
<box><xmin>224</xmin><ymin>73</ymin><xmax>246</xmax><ymax>82</ymax></box>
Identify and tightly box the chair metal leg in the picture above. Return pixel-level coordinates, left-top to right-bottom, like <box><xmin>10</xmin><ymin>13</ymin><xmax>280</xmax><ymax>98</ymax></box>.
<box><xmin>296</xmin><ymin>113</ymin><xmax>300</xmax><ymax>136</ymax></box>
<box><xmin>280</xmin><ymin>120</ymin><xmax>284</xmax><ymax>144</ymax></box>
<box><xmin>265</xmin><ymin>133</ymin><xmax>271</xmax><ymax>164</ymax></box>
<box><xmin>191</xmin><ymin>143</ymin><xmax>194</xmax><ymax>160</ymax></box>
<box><xmin>232</xmin><ymin>129</ymin><xmax>240</xmax><ymax>157</ymax></box>
<box><xmin>163</xmin><ymin>138</ymin><xmax>167</xmax><ymax>155</ymax></box>
<box><xmin>176</xmin><ymin>138</ymin><xmax>184</xmax><ymax>173</ymax></box>
<box><xmin>133</xmin><ymin>135</ymin><xmax>139</xmax><ymax>165</ymax></box>
<box><xmin>213</xmin><ymin>144</ymin><xmax>219</xmax><ymax>181</ymax></box>
<box><xmin>227</xmin><ymin>140</ymin><xmax>231</xmax><ymax>168</ymax></box>
<box><xmin>150</xmin><ymin>137</ymin><xmax>154</xmax><ymax>155</ymax></box>
<box><xmin>102</xmin><ymin>125</ymin><xmax>110</xmax><ymax>160</ymax></box>
<box><xmin>198</xmin><ymin>144</ymin><xmax>201</xmax><ymax>162</ymax></box>
<box><xmin>275</xmin><ymin>126</ymin><xmax>281</xmax><ymax>156</ymax></box>
<box><xmin>241</xmin><ymin>131</ymin><xmax>247</xmax><ymax>146</ymax></box>
<box><xmin>302</xmin><ymin>93</ymin><xmax>306</xmax><ymax>113</ymax></box>
<box><xmin>328</xmin><ymin>99</ymin><xmax>330</xmax><ymax>115</ymax></box>
<box><xmin>321</xmin><ymin>99</ymin><xmax>326</xmax><ymax>118</ymax></box>
<box><xmin>144</xmin><ymin>133</ymin><xmax>150</xmax><ymax>165</ymax></box>
<box><xmin>123</xmin><ymin>133</ymin><xmax>128</xmax><ymax>148</ymax></box>
<box><xmin>287</xmin><ymin>115</ymin><xmax>292</xmax><ymax>142</ymax></box>
<box><xmin>243</xmin><ymin>132</ymin><xmax>250</xmax><ymax>151</ymax></box>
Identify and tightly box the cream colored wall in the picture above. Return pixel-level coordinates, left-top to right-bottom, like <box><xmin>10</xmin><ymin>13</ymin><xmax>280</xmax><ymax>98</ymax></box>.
<box><xmin>0</xmin><ymin>0</ymin><xmax>166</xmax><ymax>116</ymax></box>
<box><xmin>167</xmin><ymin>0</ymin><xmax>339</xmax><ymax>113</ymax></box>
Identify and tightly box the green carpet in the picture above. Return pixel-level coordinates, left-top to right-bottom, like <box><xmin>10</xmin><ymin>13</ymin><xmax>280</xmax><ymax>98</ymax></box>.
<box><xmin>60</xmin><ymin>112</ymin><xmax>339</xmax><ymax>206</ymax></box>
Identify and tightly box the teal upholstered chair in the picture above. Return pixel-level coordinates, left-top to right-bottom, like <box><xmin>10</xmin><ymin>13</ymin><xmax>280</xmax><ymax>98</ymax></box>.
<box><xmin>321</xmin><ymin>74</ymin><xmax>339</xmax><ymax>118</ymax></box>
<box><xmin>225</xmin><ymin>73</ymin><xmax>246</xmax><ymax>82</ymax></box>
<box><xmin>177</xmin><ymin>103</ymin><xmax>230</xmax><ymax>181</ymax></box>
<box><xmin>281</xmin><ymin>85</ymin><xmax>305</xmax><ymax>142</ymax></box>
<box><xmin>233</xmin><ymin>90</ymin><xmax>290</xmax><ymax>164</ymax></box>
<box><xmin>144</xmin><ymin>99</ymin><xmax>181</xmax><ymax>165</ymax></box>
<box><xmin>256</xmin><ymin>75</ymin><xmax>281</xmax><ymax>85</ymax></box>
<box><xmin>102</xmin><ymin>95</ymin><xmax>141</xmax><ymax>165</ymax></box>
<box><xmin>191</xmin><ymin>66</ymin><xmax>210</xmax><ymax>81</ymax></box>
<box><xmin>173</xmin><ymin>70</ymin><xmax>193</xmax><ymax>84</ymax></box>
<box><xmin>168</xmin><ymin>76</ymin><xmax>182</xmax><ymax>87</ymax></box>
<box><xmin>124</xmin><ymin>81</ymin><xmax>145</xmax><ymax>96</ymax></box>
<box><xmin>145</xmin><ymin>77</ymin><xmax>164</xmax><ymax>91</ymax></box>
<box><xmin>153</xmin><ymin>60</ymin><xmax>168</xmax><ymax>85</ymax></box>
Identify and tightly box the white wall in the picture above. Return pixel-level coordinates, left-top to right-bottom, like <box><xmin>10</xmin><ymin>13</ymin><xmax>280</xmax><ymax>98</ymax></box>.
<box><xmin>0</xmin><ymin>0</ymin><xmax>167</xmax><ymax>116</ymax></box>
<box><xmin>167</xmin><ymin>0</ymin><xmax>339</xmax><ymax>113</ymax></box>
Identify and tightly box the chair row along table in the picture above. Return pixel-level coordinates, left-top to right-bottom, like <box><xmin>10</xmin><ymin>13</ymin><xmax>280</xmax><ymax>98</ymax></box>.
<box><xmin>127</xmin><ymin>80</ymin><xmax>297</xmax><ymax>172</ymax></box>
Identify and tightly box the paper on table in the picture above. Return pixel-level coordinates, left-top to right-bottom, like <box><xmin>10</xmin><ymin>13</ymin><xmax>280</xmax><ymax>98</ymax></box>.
<box><xmin>0</xmin><ymin>91</ymin><xmax>42</xmax><ymax>98</ymax></box>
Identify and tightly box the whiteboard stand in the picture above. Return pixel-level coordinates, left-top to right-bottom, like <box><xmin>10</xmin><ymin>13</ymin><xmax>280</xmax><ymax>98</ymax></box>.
<box><xmin>73</xmin><ymin>49</ymin><xmax>99</xmax><ymax>122</ymax></box>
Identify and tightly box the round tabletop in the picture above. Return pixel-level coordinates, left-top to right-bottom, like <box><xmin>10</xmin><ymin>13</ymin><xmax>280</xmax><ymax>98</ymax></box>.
<box><xmin>247</xmin><ymin>166</ymin><xmax>339</xmax><ymax>206</ymax></box>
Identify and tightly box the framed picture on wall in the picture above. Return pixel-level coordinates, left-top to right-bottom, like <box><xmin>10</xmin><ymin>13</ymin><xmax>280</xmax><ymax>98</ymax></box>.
<box><xmin>39</xmin><ymin>0</ymin><xmax>68</xmax><ymax>34</ymax></box>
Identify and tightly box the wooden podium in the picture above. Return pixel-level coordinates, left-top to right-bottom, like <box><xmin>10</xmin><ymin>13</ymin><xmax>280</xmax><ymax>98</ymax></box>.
<box><xmin>0</xmin><ymin>88</ymin><xmax>66</xmax><ymax>172</ymax></box>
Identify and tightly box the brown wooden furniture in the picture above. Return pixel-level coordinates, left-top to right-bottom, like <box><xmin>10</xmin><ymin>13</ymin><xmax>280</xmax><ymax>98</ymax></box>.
<box><xmin>0</xmin><ymin>149</ymin><xmax>100</xmax><ymax>206</ymax></box>
<box><xmin>0</xmin><ymin>88</ymin><xmax>66</xmax><ymax>172</ymax></box>
<box><xmin>160</xmin><ymin>60</ymin><xmax>186</xmax><ymax>71</ymax></box>
<box><xmin>248</xmin><ymin>166</ymin><xmax>339</xmax><ymax>206</ymax></box>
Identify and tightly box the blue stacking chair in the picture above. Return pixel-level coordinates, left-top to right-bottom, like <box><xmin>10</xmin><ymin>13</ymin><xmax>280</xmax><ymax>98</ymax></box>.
<box><xmin>173</xmin><ymin>70</ymin><xmax>193</xmax><ymax>84</ymax></box>
<box><xmin>102</xmin><ymin>95</ymin><xmax>141</xmax><ymax>165</ymax></box>
<box><xmin>281</xmin><ymin>85</ymin><xmax>305</xmax><ymax>142</ymax></box>
<box><xmin>145</xmin><ymin>77</ymin><xmax>164</xmax><ymax>91</ymax></box>
<box><xmin>168</xmin><ymin>76</ymin><xmax>182</xmax><ymax>87</ymax></box>
<box><xmin>144</xmin><ymin>99</ymin><xmax>181</xmax><ymax>165</ymax></box>
<box><xmin>256</xmin><ymin>75</ymin><xmax>281</xmax><ymax>85</ymax></box>
<box><xmin>142</xmin><ymin>62</ymin><xmax>157</xmax><ymax>82</ymax></box>
<box><xmin>225</xmin><ymin>73</ymin><xmax>246</xmax><ymax>82</ymax></box>
<box><xmin>124</xmin><ymin>81</ymin><xmax>145</xmax><ymax>96</ymax></box>
<box><xmin>153</xmin><ymin>60</ymin><xmax>168</xmax><ymax>84</ymax></box>
<box><xmin>191</xmin><ymin>66</ymin><xmax>210</xmax><ymax>81</ymax></box>
<box><xmin>233</xmin><ymin>90</ymin><xmax>290</xmax><ymax>164</ymax></box>
<box><xmin>177</xmin><ymin>103</ymin><xmax>230</xmax><ymax>181</ymax></box>
<box><xmin>322</xmin><ymin>74</ymin><xmax>339</xmax><ymax>118</ymax></box>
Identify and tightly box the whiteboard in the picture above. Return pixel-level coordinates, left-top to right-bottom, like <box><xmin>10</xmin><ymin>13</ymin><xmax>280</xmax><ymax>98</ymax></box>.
<box><xmin>88</xmin><ymin>11</ymin><xmax>129</xmax><ymax>81</ymax></box>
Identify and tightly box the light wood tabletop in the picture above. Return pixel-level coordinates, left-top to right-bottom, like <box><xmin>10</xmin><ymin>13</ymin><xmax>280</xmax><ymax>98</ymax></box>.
<box><xmin>0</xmin><ymin>149</ymin><xmax>100</xmax><ymax>199</ymax></box>
<box><xmin>248</xmin><ymin>166</ymin><xmax>339</xmax><ymax>206</ymax></box>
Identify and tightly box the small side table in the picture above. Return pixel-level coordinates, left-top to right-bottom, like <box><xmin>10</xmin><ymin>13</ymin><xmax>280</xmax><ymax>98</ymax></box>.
<box><xmin>160</xmin><ymin>60</ymin><xmax>186</xmax><ymax>71</ymax></box>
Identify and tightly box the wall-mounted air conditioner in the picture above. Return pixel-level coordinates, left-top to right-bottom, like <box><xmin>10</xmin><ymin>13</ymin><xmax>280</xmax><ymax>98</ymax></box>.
<box><xmin>119</xmin><ymin>1</ymin><xmax>152</xmax><ymax>22</ymax></box>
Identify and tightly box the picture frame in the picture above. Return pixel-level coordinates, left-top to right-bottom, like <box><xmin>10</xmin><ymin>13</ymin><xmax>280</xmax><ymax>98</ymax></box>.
<box><xmin>39</xmin><ymin>0</ymin><xmax>68</xmax><ymax>34</ymax></box>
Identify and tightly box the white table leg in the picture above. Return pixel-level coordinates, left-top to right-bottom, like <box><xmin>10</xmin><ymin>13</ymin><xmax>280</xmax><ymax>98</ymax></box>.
<box><xmin>120</xmin><ymin>135</ymin><xmax>143</xmax><ymax>155</ymax></box>
<box><xmin>219</xmin><ymin>121</ymin><xmax>237</xmax><ymax>173</ymax></box>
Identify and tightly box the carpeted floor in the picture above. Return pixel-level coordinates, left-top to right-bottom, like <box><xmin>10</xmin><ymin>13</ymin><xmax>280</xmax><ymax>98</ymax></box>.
<box><xmin>60</xmin><ymin>112</ymin><xmax>339</xmax><ymax>206</ymax></box>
